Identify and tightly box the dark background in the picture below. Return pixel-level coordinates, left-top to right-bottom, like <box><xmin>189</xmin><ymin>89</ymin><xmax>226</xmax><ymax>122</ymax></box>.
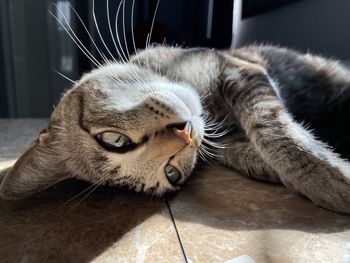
<box><xmin>1</xmin><ymin>0</ymin><xmax>350</xmax><ymax>118</ymax></box>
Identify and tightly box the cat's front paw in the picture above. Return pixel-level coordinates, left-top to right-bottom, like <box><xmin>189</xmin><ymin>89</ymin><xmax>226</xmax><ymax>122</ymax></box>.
<box><xmin>297</xmin><ymin>168</ymin><xmax>350</xmax><ymax>214</ymax></box>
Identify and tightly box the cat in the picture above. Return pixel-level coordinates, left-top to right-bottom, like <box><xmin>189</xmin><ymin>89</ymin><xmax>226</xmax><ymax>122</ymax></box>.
<box><xmin>0</xmin><ymin>43</ymin><xmax>350</xmax><ymax>214</ymax></box>
<box><xmin>1</xmin><ymin>0</ymin><xmax>350</xmax><ymax>213</ymax></box>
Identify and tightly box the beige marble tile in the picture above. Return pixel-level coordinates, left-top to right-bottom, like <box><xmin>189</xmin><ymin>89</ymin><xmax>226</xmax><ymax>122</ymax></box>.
<box><xmin>0</xmin><ymin>119</ymin><xmax>184</xmax><ymax>263</ymax></box>
<box><xmin>0</xmin><ymin>185</ymin><xmax>184</xmax><ymax>263</ymax></box>
<box><xmin>0</xmin><ymin>119</ymin><xmax>48</xmax><ymax>163</ymax></box>
<box><xmin>169</xmin><ymin>165</ymin><xmax>350</xmax><ymax>263</ymax></box>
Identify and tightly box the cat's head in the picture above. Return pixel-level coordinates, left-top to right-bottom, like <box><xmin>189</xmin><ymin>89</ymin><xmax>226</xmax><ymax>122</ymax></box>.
<box><xmin>0</xmin><ymin>59</ymin><xmax>205</xmax><ymax>200</ymax></box>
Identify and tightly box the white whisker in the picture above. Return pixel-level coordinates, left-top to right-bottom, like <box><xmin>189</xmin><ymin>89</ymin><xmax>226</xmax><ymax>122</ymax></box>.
<box><xmin>130</xmin><ymin>0</ymin><xmax>141</xmax><ymax>67</ymax></box>
<box><xmin>67</xmin><ymin>180</ymin><xmax>103</xmax><ymax>212</ymax></box>
<box><xmin>106</xmin><ymin>0</ymin><xmax>123</xmax><ymax>61</ymax></box>
<box><xmin>122</xmin><ymin>0</ymin><xmax>131</xmax><ymax>61</ymax></box>
<box><xmin>56</xmin><ymin>175</ymin><xmax>106</xmax><ymax>210</ymax></box>
<box><xmin>68</xmin><ymin>2</ymin><xmax>106</xmax><ymax>64</ymax></box>
<box><xmin>51</xmin><ymin>68</ymin><xmax>76</xmax><ymax>84</ymax></box>
<box><xmin>49</xmin><ymin>8</ymin><xmax>101</xmax><ymax>68</ymax></box>
<box><xmin>202</xmin><ymin>138</ymin><xmax>229</xmax><ymax>149</ymax></box>
<box><xmin>147</xmin><ymin>0</ymin><xmax>160</xmax><ymax>48</ymax></box>
<box><xmin>145</xmin><ymin>33</ymin><xmax>151</xmax><ymax>70</ymax></box>
<box><xmin>144</xmin><ymin>0</ymin><xmax>160</xmax><ymax>72</ymax></box>
<box><xmin>114</xmin><ymin>1</ymin><xmax>128</xmax><ymax>62</ymax></box>
<box><xmin>92</xmin><ymin>0</ymin><xmax>116</xmax><ymax>61</ymax></box>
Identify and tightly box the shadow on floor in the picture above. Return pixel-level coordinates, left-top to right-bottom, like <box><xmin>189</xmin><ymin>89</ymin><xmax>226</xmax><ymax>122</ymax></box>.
<box><xmin>0</xmin><ymin>176</ymin><xmax>164</xmax><ymax>263</ymax></box>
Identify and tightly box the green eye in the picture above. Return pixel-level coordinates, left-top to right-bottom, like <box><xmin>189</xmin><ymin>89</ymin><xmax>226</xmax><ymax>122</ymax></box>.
<box><xmin>165</xmin><ymin>165</ymin><xmax>181</xmax><ymax>185</ymax></box>
<box><xmin>96</xmin><ymin>132</ymin><xmax>135</xmax><ymax>152</ymax></box>
<box><xmin>101</xmin><ymin>132</ymin><xmax>131</xmax><ymax>147</ymax></box>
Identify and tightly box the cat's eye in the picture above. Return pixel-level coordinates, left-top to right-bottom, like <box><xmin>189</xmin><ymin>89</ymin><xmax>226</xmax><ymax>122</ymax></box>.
<box><xmin>164</xmin><ymin>164</ymin><xmax>181</xmax><ymax>185</ymax></box>
<box><xmin>96</xmin><ymin>131</ymin><xmax>135</xmax><ymax>152</ymax></box>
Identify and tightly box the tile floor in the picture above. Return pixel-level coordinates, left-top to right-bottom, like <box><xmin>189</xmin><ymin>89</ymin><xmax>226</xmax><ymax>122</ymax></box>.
<box><xmin>0</xmin><ymin>119</ymin><xmax>349</xmax><ymax>263</ymax></box>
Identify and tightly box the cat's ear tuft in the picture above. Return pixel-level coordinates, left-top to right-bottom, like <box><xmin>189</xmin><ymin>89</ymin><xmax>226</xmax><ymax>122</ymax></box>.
<box><xmin>0</xmin><ymin>127</ymin><xmax>67</xmax><ymax>200</ymax></box>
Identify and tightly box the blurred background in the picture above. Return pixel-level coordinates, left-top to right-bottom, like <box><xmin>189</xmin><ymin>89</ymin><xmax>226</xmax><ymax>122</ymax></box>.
<box><xmin>1</xmin><ymin>0</ymin><xmax>350</xmax><ymax>118</ymax></box>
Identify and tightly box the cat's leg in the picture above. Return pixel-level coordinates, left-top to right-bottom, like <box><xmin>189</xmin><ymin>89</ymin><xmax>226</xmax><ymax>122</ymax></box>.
<box><xmin>256</xmin><ymin>47</ymin><xmax>350</xmax><ymax>159</ymax></box>
<box><xmin>221</xmin><ymin>54</ymin><xmax>350</xmax><ymax>214</ymax></box>
<box><xmin>219</xmin><ymin>138</ymin><xmax>280</xmax><ymax>183</ymax></box>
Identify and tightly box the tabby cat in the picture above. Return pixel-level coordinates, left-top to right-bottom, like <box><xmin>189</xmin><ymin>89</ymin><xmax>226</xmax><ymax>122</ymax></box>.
<box><xmin>0</xmin><ymin>44</ymin><xmax>350</xmax><ymax>214</ymax></box>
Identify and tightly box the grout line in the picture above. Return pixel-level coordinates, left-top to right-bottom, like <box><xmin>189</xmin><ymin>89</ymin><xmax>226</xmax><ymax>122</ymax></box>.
<box><xmin>164</xmin><ymin>197</ymin><xmax>188</xmax><ymax>263</ymax></box>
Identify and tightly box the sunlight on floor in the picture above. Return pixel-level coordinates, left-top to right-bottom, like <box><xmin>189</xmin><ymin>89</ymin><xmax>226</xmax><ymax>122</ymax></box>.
<box><xmin>0</xmin><ymin>159</ymin><xmax>16</xmax><ymax>169</ymax></box>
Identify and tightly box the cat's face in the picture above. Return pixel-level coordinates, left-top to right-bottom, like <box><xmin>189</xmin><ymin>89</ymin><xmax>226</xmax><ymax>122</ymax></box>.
<box><xmin>0</xmin><ymin>61</ymin><xmax>205</xmax><ymax>200</ymax></box>
<box><xmin>76</xmin><ymin>63</ymin><xmax>205</xmax><ymax>195</ymax></box>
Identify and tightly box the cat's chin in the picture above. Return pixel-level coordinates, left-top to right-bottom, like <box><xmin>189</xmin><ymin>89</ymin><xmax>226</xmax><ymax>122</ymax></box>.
<box><xmin>145</xmin><ymin>186</ymin><xmax>181</xmax><ymax>197</ymax></box>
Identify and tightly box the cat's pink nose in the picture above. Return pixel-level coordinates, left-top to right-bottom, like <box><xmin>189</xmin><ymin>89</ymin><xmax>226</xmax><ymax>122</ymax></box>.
<box><xmin>172</xmin><ymin>122</ymin><xmax>192</xmax><ymax>144</ymax></box>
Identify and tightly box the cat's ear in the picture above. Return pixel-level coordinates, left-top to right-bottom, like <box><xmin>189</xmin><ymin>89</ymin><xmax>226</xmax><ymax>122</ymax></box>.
<box><xmin>0</xmin><ymin>127</ymin><xmax>68</xmax><ymax>200</ymax></box>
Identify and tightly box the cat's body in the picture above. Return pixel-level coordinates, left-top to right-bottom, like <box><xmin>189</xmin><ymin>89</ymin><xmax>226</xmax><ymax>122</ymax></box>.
<box><xmin>1</xmin><ymin>44</ymin><xmax>350</xmax><ymax>214</ymax></box>
<box><xmin>140</xmin><ymin>45</ymin><xmax>350</xmax><ymax>158</ymax></box>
